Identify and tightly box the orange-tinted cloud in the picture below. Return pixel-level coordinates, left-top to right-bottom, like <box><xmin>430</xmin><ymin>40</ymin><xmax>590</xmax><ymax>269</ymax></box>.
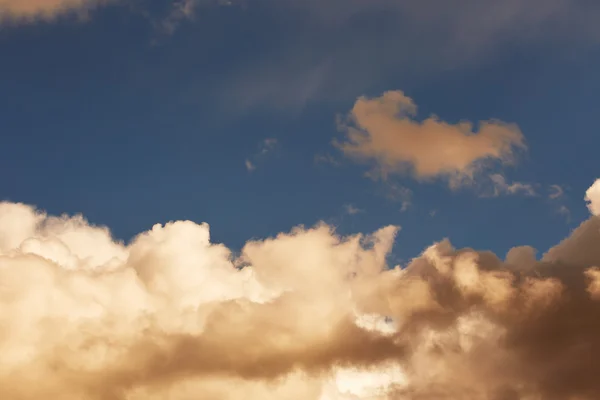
<box><xmin>3</xmin><ymin>180</ymin><xmax>600</xmax><ymax>399</ymax></box>
<box><xmin>0</xmin><ymin>0</ymin><xmax>109</xmax><ymax>20</ymax></box>
<box><xmin>336</xmin><ymin>91</ymin><xmax>526</xmax><ymax>186</ymax></box>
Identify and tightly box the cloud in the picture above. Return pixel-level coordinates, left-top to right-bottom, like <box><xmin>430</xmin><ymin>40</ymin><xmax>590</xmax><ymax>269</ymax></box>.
<box><xmin>336</xmin><ymin>91</ymin><xmax>526</xmax><ymax>188</ymax></box>
<box><xmin>0</xmin><ymin>203</ymin><xmax>404</xmax><ymax>399</ymax></box>
<box><xmin>245</xmin><ymin>138</ymin><xmax>278</xmax><ymax>172</ymax></box>
<box><xmin>557</xmin><ymin>205</ymin><xmax>571</xmax><ymax>223</ymax></box>
<box><xmin>488</xmin><ymin>174</ymin><xmax>536</xmax><ymax>197</ymax></box>
<box><xmin>3</xmin><ymin>179</ymin><xmax>600</xmax><ymax>399</ymax></box>
<box><xmin>549</xmin><ymin>184</ymin><xmax>565</xmax><ymax>199</ymax></box>
<box><xmin>245</xmin><ymin>159</ymin><xmax>256</xmax><ymax>172</ymax></box>
<box><xmin>585</xmin><ymin>179</ymin><xmax>600</xmax><ymax>216</ymax></box>
<box><xmin>0</xmin><ymin>0</ymin><xmax>109</xmax><ymax>21</ymax></box>
<box><xmin>314</xmin><ymin>153</ymin><xmax>342</xmax><ymax>167</ymax></box>
<box><xmin>158</xmin><ymin>0</ymin><xmax>198</xmax><ymax>36</ymax></box>
<box><xmin>381</xmin><ymin>183</ymin><xmax>413</xmax><ymax>212</ymax></box>
<box><xmin>343</xmin><ymin>204</ymin><xmax>363</xmax><ymax>215</ymax></box>
<box><xmin>213</xmin><ymin>0</ymin><xmax>600</xmax><ymax>110</ymax></box>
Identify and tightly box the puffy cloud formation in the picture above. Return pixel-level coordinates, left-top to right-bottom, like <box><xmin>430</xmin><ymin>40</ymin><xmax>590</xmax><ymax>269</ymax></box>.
<box><xmin>585</xmin><ymin>179</ymin><xmax>600</xmax><ymax>216</ymax></box>
<box><xmin>2</xmin><ymin>179</ymin><xmax>600</xmax><ymax>399</ymax></box>
<box><xmin>336</xmin><ymin>91</ymin><xmax>525</xmax><ymax>186</ymax></box>
<box><xmin>0</xmin><ymin>0</ymin><xmax>108</xmax><ymax>20</ymax></box>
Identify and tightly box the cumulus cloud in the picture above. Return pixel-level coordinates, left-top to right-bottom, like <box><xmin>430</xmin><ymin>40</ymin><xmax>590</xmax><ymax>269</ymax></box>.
<box><xmin>0</xmin><ymin>0</ymin><xmax>109</xmax><ymax>20</ymax></box>
<box><xmin>585</xmin><ymin>179</ymin><xmax>600</xmax><ymax>216</ymax></box>
<box><xmin>336</xmin><ymin>91</ymin><xmax>526</xmax><ymax>188</ymax></box>
<box><xmin>3</xmin><ymin>178</ymin><xmax>600</xmax><ymax>399</ymax></box>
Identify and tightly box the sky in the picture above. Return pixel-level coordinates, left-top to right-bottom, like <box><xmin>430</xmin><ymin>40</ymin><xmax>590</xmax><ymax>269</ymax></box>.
<box><xmin>2</xmin><ymin>0</ymin><xmax>600</xmax><ymax>399</ymax></box>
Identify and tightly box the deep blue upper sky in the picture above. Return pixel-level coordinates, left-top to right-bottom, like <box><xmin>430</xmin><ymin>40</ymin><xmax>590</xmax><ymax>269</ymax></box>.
<box><xmin>1</xmin><ymin>0</ymin><xmax>599</xmax><ymax>263</ymax></box>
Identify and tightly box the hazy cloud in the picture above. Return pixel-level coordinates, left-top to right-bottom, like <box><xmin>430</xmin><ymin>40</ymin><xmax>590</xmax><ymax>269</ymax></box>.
<box><xmin>343</xmin><ymin>204</ymin><xmax>363</xmax><ymax>215</ymax></box>
<box><xmin>383</xmin><ymin>183</ymin><xmax>413</xmax><ymax>212</ymax></box>
<box><xmin>245</xmin><ymin>159</ymin><xmax>256</xmax><ymax>172</ymax></box>
<box><xmin>336</xmin><ymin>91</ymin><xmax>526</xmax><ymax>187</ymax></box>
<box><xmin>314</xmin><ymin>153</ymin><xmax>342</xmax><ymax>167</ymax></box>
<box><xmin>487</xmin><ymin>174</ymin><xmax>536</xmax><ymax>197</ymax></box>
<box><xmin>214</xmin><ymin>0</ymin><xmax>600</xmax><ymax>110</ymax></box>
<box><xmin>549</xmin><ymin>184</ymin><xmax>565</xmax><ymax>199</ymax></box>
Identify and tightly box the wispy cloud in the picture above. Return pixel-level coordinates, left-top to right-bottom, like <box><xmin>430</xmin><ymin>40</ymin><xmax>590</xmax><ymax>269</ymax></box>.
<box><xmin>384</xmin><ymin>183</ymin><xmax>413</xmax><ymax>212</ymax></box>
<box><xmin>245</xmin><ymin>159</ymin><xmax>256</xmax><ymax>172</ymax></box>
<box><xmin>159</xmin><ymin>0</ymin><xmax>198</xmax><ymax>36</ymax></box>
<box><xmin>549</xmin><ymin>184</ymin><xmax>565</xmax><ymax>199</ymax></box>
<box><xmin>487</xmin><ymin>174</ymin><xmax>537</xmax><ymax>197</ymax></box>
<box><xmin>314</xmin><ymin>153</ymin><xmax>341</xmax><ymax>167</ymax></box>
<box><xmin>343</xmin><ymin>204</ymin><xmax>363</xmax><ymax>215</ymax></box>
<box><xmin>245</xmin><ymin>138</ymin><xmax>278</xmax><ymax>172</ymax></box>
<box><xmin>211</xmin><ymin>0</ymin><xmax>600</xmax><ymax>110</ymax></box>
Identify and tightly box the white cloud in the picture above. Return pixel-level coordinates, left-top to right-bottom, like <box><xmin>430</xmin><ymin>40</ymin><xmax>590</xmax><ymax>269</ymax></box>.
<box><xmin>585</xmin><ymin>179</ymin><xmax>600</xmax><ymax>216</ymax></box>
<box><xmin>2</xmin><ymin>178</ymin><xmax>600</xmax><ymax>398</ymax></box>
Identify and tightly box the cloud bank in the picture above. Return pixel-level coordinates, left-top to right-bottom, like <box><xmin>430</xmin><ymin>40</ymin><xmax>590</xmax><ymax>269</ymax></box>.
<box><xmin>0</xmin><ymin>0</ymin><xmax>109</xmax><ymax>20</ymax></box>
<box><xmin>2</xmin><ymin>179</ymin><xmax>600</xmax><ymax>399</ymax></box>
<box><xmin>336</xmin><ymin>91</ymin><xmax>525</xmax><ymax>187</ymax></box>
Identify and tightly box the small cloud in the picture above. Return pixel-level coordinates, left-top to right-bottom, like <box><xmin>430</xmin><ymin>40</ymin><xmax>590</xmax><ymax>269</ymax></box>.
<box><xmin>159</xmin><ymin>0</ymin><xmax>197</xmax><ymax>36</ymax></box>
<box><xmin>245</xmin><ymin>159</ymin><xmax>256</xmax><ymax>172</ymax></box>
<box><xmin>549</xmin><ymin>184</ymin><xmax>565</xmax><ymax>199</ymax></box>
<box><xmin>429</xmin><ymin>209</ymin><xmax>438</xmax><ymax>218</ymax></box>
<box><xmin>335</xmin><ymin>90</ymin><xmax>526</xmax><ymax>189</ymax></box>
<box><xmin>488</xmin><ymin>174</ymin><xmax>536</xmax><ymax>197</ymax></box>
<box><xmin>546</xmin><ymin>184</ymin><xmax>571</xmax><ymax>223</ymax></box>
<box><xmin>383</xmin><ymin>183</ymin><xmax>413</xmax><ymax>212</ymax></box>
<box><xmin>245</xmin><ymin>137</ymin><xmax>279</xmax><ymax>172</ymax></box>
<box><xmin>557</xmin><ymin>205</ymin><xmax>571</xmax><ymax>223</ymax></box>
<box><xmin>400</xmin><ymin>201</ymin><xmax>410</xmax><ymax>213</ymax></box>
<box><xmin>344</xmin><ymin>204</ymin><xmax>363</xmax><ymax>215</ymax></box>
<box><xmin>259</xmin><ymin>138</ymin><xmax>278</xmax><ymax>155</ymax></box>
<box><xmin>314</xmin><ymin>153</ymin><xmax>341</xmax><ymax>167</ymax></box>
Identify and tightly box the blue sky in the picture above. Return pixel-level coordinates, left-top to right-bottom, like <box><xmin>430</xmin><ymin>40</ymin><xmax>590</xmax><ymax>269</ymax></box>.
<box><xmin>6</xmin><ymin>2</ymin><xmax>600</xmax><ymax>399</ymax></box>
<box><xmin>1</xmin><ymin>0</ymin><xmax>599</xmax><ymax>263</ymax></box>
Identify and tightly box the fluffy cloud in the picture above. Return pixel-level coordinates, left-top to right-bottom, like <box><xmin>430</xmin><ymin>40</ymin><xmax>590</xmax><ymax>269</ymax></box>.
<box><xmin>585</xmin><ymin>179</ymin><xmax>600</xmax><ymax>216</ymax></box>
<box><xmin>336</xmin><ymin>91</ymin><xmax>525</xmax><ymax>187</ymax></box>
<box><xmin>0</xmin><ymin>0</ymin><xmax>108</xmax><ymax>20</ymax></box>
<box><xmin>3</xmin><ymin>179</ymin><xmax>600</xmax><ymax>399</ymax></box>
<box><xmin>0</xmin><ymin>203</ymin><xmax>404</xmax><ymax>399</ymax></box>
